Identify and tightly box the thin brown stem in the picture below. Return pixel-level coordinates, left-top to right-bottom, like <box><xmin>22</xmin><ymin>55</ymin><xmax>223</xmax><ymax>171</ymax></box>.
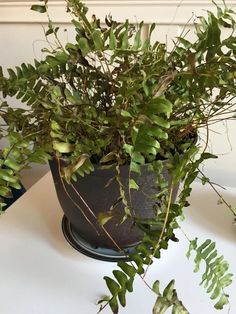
<box><xmin>70</xmin><ymin>179</ymin><xmax>125</xmax><ymax>251</ymax></box>
<box><xmin>56</xmin><ymin>157</ymin><xmax>100</xmax><ymax>234</ymax></box>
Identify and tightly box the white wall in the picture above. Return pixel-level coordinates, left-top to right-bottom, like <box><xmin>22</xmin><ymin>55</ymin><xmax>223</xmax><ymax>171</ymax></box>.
<box><xmin>0</xmin><ymin>0</ymin><xmax>236</xmax><ymax>188</ymax></box>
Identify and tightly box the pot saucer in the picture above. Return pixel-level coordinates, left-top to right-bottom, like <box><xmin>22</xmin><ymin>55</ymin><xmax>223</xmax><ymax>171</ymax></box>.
<box><xmin>61</xmin><ymin>215</ymin><xmax>137</xmax><ymax>262</ymax></box>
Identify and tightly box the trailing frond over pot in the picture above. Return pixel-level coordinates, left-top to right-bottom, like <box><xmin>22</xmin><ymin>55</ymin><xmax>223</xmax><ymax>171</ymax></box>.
<box><xmin>0</xmin><ymin>0</ymin><xmax>235</xmax><ymax>313</ymax></box>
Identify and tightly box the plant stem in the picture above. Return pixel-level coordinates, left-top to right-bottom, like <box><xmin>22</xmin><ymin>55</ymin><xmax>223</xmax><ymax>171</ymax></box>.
<box><xmin>56</xmin><ymin>157</ymin><xmax>100</xmax><ymax>234</ymax></box>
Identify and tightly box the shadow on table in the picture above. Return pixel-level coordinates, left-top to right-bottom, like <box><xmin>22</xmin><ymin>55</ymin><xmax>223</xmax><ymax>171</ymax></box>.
<box><xmin>185</xmin><ymin>188</ymin><xmax>236</xmax><ymax>243</ymax></box>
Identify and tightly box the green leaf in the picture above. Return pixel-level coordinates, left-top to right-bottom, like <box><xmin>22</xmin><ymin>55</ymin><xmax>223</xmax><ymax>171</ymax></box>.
<box><xmin>121</xmin><ymin>110</ymin><xmax>132</xmax><ymax>118</ymax></box>
<box><xmin>104</xmin><ymin>277</ymin><xmax>120</xmax><ymax>295</ymax></box>
<box><xmin>4</xmin><ymin>158</ymin><xmax>21</xmax><ymax>171</ymax></box>
<box><xmin>133</xmin><ymin>23</ymin><xmax>143</xmax><ymax>50</ymax></box>
<box><xmin>148</xmin><ymin>97</ymin><xmax>173</xmax><ymax>116</ymax></box>
<box><xmin>152</xmin><ymin>280</ymin><xmax>160</xmax><ymax>295</ymax></box>
<box><xmin>117</xmin><ymin>261</ymin><xmax>136</xmax><ymax>277</ymax></box>
<box><xmin>45</xmin><ymin>28</ymin><xmax>54</xmax><ymax>36</ymax></box>
<box><xmin>125</xmin><ymin>277</ymin><xmax>134</xmax><ymax>292</ymax></box>
<box><xmin>134</xmin><ymin>143</ymin><xmax>157</xmax><ymax>156</ymax></box>
<box><xmin>109</xmin><ymin>28</ymin><xmax>117</xmax><ymax>49</ymax></box>
<box><xmin>38</xmin><ymin>63</ymin><xmax>50</xmax><ymax>74</ymax></box>
<box><xmin>129</xmin><ymin>178</ymin><xmax>139</xmax><ymax>190</ymax></box>
<box><xmin>123</xmin><ymin>144</ymin><xmax>133</xmax><ymax>156</ymax></box>
<box><xmin>152</xmin><ymin>280</ymin><xmax>189</xmax><ymax>314</ymax></box>
<box><xmin>63</xmin><ymin>154</ymin><xmax>89</xmax><ymax>182</ymax></box>
<box><xmin>0</xmin><ymin>202</ymin><xmax>7</xmax><ymax>211</ymax></box>
<box><xmin>109</xmin><ymin>296</ymin><xmax>119</xmax><ymax>314</ymax></box>
<box><xmin>121</xmin><ymin>28</ymin><xmax>129</xmax><ymax>49</ymax></box>
<box><xmin>176</xmin><ymin>36</ymin><xmax>192</xmax><ymax>49</ymax></box>
<box><xmin>134</xmin><ymin>131</ymin><xmax>160</xmax><ymax>155</ymax></box>
<box><xmin>55</xmin><ymin>51</ymin><xmax>69</xmax><ymax>63</ymax></box>
<box><xmin>9</xmin><ymin>181</ymin><xmax>22</xmax><ymax>189</ymax></box>
<box><xmin>0</xmin><ymin>169</ymin><xmax>18</xmax><ymax>183</ymax></box>
<box><xmin>7</xmin><ymin>68</ymin><xmax>17</xmax><ymax>79</ymax></box>
<box><xmin>100</xmin><ymin>152</ymin><xmax>117</xmax><ymax>164</ymax></box>
<box><xmin>31</xmin><ymin>5</ymin><xmax>47</xmax><ymax>13</ymax></box>
<box><xmin>151</xmin><ymin>116</ymin><xmax>170</xmax><ymax>128</ymax></box>
<box><xmin>201</xmin><ymin>153</ymin><xmax>218</xmax><ymax>160</ymax></box>
<box><xmin>72</xmin><ymin>154</ymin><xmax>89</xmax><ymax>172</ymax></box>
<box><xmin>0</xmin><ymin>186</ymin><xmax>11</xmax><ymax>198</ymax></box>
<box><xmin>51</xmin><ymin>120</ymin><xmax>61</xmax><ymax>132</ymax></box>
<box><xmin>210</xmin><ymin>285</ymin><xmax>221</xmax><ymax>300</ymax></box>
<box><xmin>113</xmin><ymin>270</ymin><xmax>128</xmax><ymax>287</ymax></box>
<box><xmin>132</xmin><ymin>152</ymin><xmax>145</xmax><ymax>164</ymax></box>
<box><xmin>188</xmin><ymin>238</ymin><xmax>233</xmax><ymax>310</ymax></box>
<box><xmin>78</xmin><ymin>37</ymin><xmax>91</xmax><ymax>56</ymax></box>
<box><xmin>163</xmin><ymin>280</ymin><xmax>175</xmax><ymax>299</ymax></box>
<box><xmin>46</xmin><ymin>55</ymin><xmax>59</xmax><ymax>67</ymax></box>
<box><xmin>53</xmin><ymin>141</ymin><xmax>75</xmax><ymax>153</ymax></box>
<box><xmin>130</xmin><ymin>161</ymin><xmax>141</xmax><ymax>174</ymax></box>
<box><xmin>118</xmin><ymin>289</ymin><xmax>126</xmax><ymax>307</ymax></box>
<box><xmin>97</xmin><ymin>212</ymin><xmax>114</xmax><ymax>226</ymax></box>
<box><xmin>92</xmin><ymin>29</ymin><xmax>104</xmax><ymax>50</ymax></box>
<box><xmin>149</xmin><ymin>127</ymin><xmax>168</xmax><ymax>140</ymax></box>
<box><xmin>130</xmin><ymin>253</ymin><xmax>144</xmax><ymax>270</ymax></box>
<box><xmin>149</xmin><ymin>23</ymin><xmax>156</xmax><ymax>38</ymax></box>
<box><xmin>214</xmin><ymin>294</ymin><xmax>229</xmax><ymax>310</ymax></box>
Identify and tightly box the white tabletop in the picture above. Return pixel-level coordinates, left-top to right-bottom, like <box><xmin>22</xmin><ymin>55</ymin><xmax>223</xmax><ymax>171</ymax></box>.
<box><xmin>0</xmin><ymin>172</ymin><xmax>235</xmax><ymax>314</ymax></box>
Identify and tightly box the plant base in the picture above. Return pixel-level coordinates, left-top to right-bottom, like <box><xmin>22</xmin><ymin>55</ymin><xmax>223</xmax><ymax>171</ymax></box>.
<box><xmin>61</xmin><ymin>215</ymin><xmax>137</xmax><ymax>262</ymax></box>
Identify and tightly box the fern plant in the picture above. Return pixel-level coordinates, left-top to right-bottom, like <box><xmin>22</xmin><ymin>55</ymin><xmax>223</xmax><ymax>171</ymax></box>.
<box><xmin>0</xmin><ymin>0</ymin><xmax>235</xmax><ymax>313</ymax></box>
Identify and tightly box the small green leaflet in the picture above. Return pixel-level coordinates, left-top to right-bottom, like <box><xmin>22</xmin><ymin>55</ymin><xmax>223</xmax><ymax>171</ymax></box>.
<box><xmin>52</xmin><ymin>141</ymin><xmax>75</xmax><ymax>153</ymax></box>
<box><xmin>31</xmin><ymin>5</ymin><xmax>47</xmax><ymax>13</ymax></box>
<box><xmin>109</xmin><ymin>27</ymin><xmax>117</xmax><ymax>49</ymax></box>
<box><xmin>92</xmin><ymin>29</ymin><xmax>104</xmax><ymax>50</ymax></box>
<box><xmin>98</xmin><ymin>212</ymin><xmax>114</xmax><ymax>226</ymax></box>
<box><xmin>129</xmin><ymin>179</ymin><xmax>139</xmax><ymax>190</ymax></box>
<box><xmin>121</xmin><ymin>110</ymin><xmax>132</xmax><ymax>118</ymax></box>
<box><xmin>152</xmin><ymin>280</ymin><xmax>160</xmax><ymax>295</ymax></box>
<box><xmin>78</xmin><ymin>37</ymin><xmax>91</xmax><ymax>56</ymax></box>
<box><xmin>148</xmin><ymin>97</ymin><xmax>173</xmax><ymax>116</ymax></box>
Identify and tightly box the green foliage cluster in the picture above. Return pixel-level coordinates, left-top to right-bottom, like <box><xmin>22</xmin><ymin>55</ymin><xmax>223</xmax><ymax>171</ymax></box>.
<box><xmin>0</xmin><ymin>0</ymin><xmax>235</xmax><ymax>313</ymax></box>
<box><xmin>187</xmin><ymin>238</ymin><xmax>233</xmax><ymax>310</ymax></box>
<box><xmin>152</xmin><ymin>280</ymin><xmax>189</xmax><ymax>314</ymax></box>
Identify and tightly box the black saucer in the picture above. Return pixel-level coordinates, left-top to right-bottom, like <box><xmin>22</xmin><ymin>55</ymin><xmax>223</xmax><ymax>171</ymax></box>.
<box><xmin>61</xmin><ymin>215</ymin><xmax>137</xmax><ymax>262</ymax></box>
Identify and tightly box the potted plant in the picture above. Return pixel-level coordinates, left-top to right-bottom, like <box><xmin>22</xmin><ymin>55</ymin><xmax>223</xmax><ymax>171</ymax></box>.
<box><xmin>0</xmin><ymin>0</ymin><xmax>235</xmax><ymax>312</ymax></box>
